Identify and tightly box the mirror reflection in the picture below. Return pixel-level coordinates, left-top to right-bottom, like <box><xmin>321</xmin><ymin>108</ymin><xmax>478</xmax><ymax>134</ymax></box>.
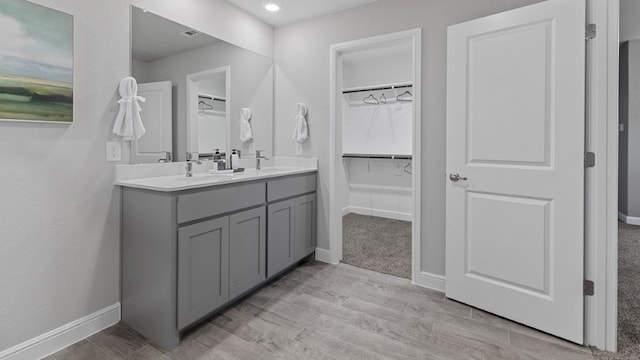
<box><xmin>130</xmin><ymin>6</ymin><xmax>273</xmax><ymax>163</ymax></box>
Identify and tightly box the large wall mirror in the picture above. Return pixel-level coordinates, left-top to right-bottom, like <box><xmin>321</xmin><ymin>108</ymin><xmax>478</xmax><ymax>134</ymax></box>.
<box><xmin>130</xmin><ymin>6</ymin><xmax>273</xmax><ymax>163</ymax></box>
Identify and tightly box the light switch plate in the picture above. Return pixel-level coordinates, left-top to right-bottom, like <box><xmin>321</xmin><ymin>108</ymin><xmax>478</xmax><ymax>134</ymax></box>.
<box><xmin>106</xmin><ymin>141</ymin><xmax>122</xmax><ymax>162</ymax></box>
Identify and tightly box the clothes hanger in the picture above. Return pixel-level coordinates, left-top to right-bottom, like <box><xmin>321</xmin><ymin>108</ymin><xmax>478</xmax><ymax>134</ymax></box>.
<box><xmin>379</xmin><ymin>93</ymin><xmax>387</xmax><ymax>104</ymax></box>
<box><xmin>198</xmin><ymin>100</ymin><xmax>213</xmax><ymax>110</ymax></box>
<box><xmin>396</xmin><ymin>90</ymin><xmax>413</xmax><ymax>102</ymax></box>
<box><xmin>363</xmin><ymin>94</ymin><xmax>380</xmax><ymax>105</ymax></box>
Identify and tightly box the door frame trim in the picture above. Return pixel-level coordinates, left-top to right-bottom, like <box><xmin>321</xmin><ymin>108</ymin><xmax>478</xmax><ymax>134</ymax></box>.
<box><xmin>585</xmin><ymin>0</ymin><xmax>619</xmax><ymax>352</ymax></box>
<box><xmin>327</xmin><ymin>29</ymin><xmax>423</xmax><ymax>286</ymax></box>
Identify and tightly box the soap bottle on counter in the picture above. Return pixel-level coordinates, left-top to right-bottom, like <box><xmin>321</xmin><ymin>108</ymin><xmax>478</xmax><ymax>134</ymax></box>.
<box><xmin>230</xmin><ymin>149</ymin><xmax>239</xmax><ymax>169</ymax></box>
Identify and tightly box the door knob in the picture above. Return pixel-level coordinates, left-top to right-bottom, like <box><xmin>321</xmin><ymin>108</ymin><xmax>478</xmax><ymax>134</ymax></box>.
<box><xmin>449</xmin><ymin>172</ymin><xmax>467</xmax><ymax>182</ymax></box>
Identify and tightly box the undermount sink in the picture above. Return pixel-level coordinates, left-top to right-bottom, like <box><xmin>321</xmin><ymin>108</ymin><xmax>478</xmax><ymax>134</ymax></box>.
<box><xmin>171</xmin><ymin>167</ymin><xmax>289</xmax><ymax>182</ymax></box>
<box><xmin>247</xmin><ymin>168</ymin><xmax>283</xmax><ymax>174</ymax></box>
<box><xmin>172</xmin><ymin>173</ymin><xmax>230</xmax><ymax>182</ymax></box>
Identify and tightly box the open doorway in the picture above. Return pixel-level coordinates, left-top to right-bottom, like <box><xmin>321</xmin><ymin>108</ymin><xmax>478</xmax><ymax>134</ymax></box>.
<box><xmin>186</xmin><ymin>66</ymin><xmax>231</xmax><ymax>159</ymax></box>
<box><xmin>329</xmin><ymin>29</ymin><xmax>422</xmax><ymax>282</ymax></box>
<box><xmin>339</xmin><ymin>41</ymin><xmax>415</xmax><ymax>278</ymax></box>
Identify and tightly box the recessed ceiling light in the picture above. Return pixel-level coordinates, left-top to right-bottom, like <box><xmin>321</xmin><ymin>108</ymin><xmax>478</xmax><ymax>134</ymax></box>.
<box><xmin>264</xmin><ymin>3</ymin><xmax>280</xmax><ymax>12</ymax></box>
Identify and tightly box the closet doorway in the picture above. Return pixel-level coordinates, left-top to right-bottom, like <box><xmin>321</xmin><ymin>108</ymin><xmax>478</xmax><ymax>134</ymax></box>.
<box><xmin>329</xmin><ymin>29</ymin><xmax>422</xmax><ymax>282</ymax></box>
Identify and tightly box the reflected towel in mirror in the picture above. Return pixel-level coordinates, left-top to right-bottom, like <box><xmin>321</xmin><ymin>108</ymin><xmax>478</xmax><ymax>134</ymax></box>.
<box><xmin>239</xmin><ymin>108</ymin><xmax>254</xmax><ymax>153</ymax></box>
<box><xmin>113</xmin><ymin>77</ymin><xmax>146</xmax><ymax>140</ymax></box>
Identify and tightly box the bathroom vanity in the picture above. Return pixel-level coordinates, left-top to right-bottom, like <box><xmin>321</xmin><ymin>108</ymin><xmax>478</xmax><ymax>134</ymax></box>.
<box><xmin>117</xmin><ymin>168</ymin><xmax>317</xmax><ymax>350</ymax></box>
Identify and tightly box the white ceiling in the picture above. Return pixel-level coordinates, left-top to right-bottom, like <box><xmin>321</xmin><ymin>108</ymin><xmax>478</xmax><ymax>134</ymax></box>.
<box><xmin>225</xmin><ymin>0</ymin><xmax>378</xmax><ymax>27</ymax></box>
<box><xmin>132</xmin><ymin>7</ymin><xmax>221</xmax><ymax>62</ymax></box>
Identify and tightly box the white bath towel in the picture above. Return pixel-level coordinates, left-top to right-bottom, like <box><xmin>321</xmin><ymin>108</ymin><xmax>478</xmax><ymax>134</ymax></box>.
<box><xmin>239</xmin><ymin>108</ymin><xmax>254</xmax><ymax>153</ymax></box>
<box><xmin>113</xmin><ymin>77</ymin><xmax>146</xmax><ymax>140</ymax></box>
<box><xmin>292</xmin><ymin>103</ymin><xmax>309</xmax><ymax>155</ymax></box>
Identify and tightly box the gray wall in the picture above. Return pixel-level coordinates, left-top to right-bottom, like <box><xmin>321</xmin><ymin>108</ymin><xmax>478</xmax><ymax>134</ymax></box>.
<box><xmin>273</xmin><ymin>0</ymin><xmax>542</xmax><ymax>275</ymax></box>
<box><xmin>0</xmin><ymin>0</ymin><xmax>128</xmax><ymax>351</ymax></box>
<box><xmin>620</xmin><ymin>43</ymin><xmax>629</xmax><ymax>215</ymax></box>
<box><xmin>0</xmin><ymin>0</ymin><xmax>272</xmax><ymax>353</ymax></box>
<box><xmin>619</xmin><ymin>40</ymin><xmax>640</xmax><ymax>218</ymax></box>
<box><xmin>620</xmin><ymin>0</ymin><xmax>640</xmax><ymax>43</ymax></box>
<box><xmin>135</xmin><ymin>41</ymin><xmax>274</xmax><ymax>161</ymax></box>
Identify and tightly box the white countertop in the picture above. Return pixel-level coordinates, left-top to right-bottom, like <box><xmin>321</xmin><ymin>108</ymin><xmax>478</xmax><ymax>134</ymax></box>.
<box><xmin>115</xmin><ymin>166</ymin><xmax>317</xmax><ymax>192</ymax></box>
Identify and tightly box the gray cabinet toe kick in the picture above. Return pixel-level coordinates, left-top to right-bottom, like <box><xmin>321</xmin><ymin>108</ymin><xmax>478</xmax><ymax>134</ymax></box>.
<box><xmin>121</xmin><ymin>172</ymin><xmax>317</xmax><ymax>350</ymax></box>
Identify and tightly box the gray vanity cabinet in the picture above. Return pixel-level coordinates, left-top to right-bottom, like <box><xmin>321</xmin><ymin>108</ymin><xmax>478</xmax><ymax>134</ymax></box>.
<box><xmin>294</xmin><ymin>193</ymin><xmax>317</xmax><ymax>261</ymax></box>
<box><xmin>177</xmin><ymin>217</ymin><xmax>229</xmax><ymax>329</ymax></box>
<box><xmin>266</xmin><ymin>174</ymin><xmax>318</xmax><ymax>278</ymax></box>
<box><xmin>121</xmin><ymin>171</ymin><xmax>317</xmax><ymax>351</ymax></box>
<box><xmin>267</xmin><ymin>199</ymin><xmax>296</xmax><ymax>277</ymax></box>
<box><xmin>229</xmin><ymin>206</ymin><xmax>266</xmax><ymax>298</ymax></box>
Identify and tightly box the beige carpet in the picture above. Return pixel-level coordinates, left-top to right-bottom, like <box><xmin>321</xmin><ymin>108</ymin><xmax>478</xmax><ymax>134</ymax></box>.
<box><xmin>341</xmin><ymin>213</ymin><xmax>411</xmax><ymax>279</ymax></box>
<box><xmin>593</xmin><ymin>222</ymin><xmax>640</xmax><ymax>359</ymax></box>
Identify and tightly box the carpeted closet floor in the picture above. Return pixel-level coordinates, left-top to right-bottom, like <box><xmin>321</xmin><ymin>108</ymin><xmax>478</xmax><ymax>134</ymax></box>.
<box><xmin>342</xmin><ymin>213</ymin><xmax>411</xmax><ymax>279</ymax></box>
<box><xmin>593</xmin><ymin>221</ymin><xmax>640</xmax><ymax>359</ymax></box>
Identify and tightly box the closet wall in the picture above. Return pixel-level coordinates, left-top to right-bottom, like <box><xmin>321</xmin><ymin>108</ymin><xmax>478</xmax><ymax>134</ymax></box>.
<box><xmin>341</xmin><ymin>42</ymin><xmax>414</xmax><ymax>221</ymax></box>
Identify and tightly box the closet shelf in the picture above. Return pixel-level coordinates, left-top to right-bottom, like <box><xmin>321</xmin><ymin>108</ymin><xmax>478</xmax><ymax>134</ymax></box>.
<box><xmin>198</xmin><ymin>109</ymin><xmax>226</xmax><ymax>115</ymax></box>
<box><xmin>342</xmin><ymin>154</ymin><xmax>412</xmax><ymax>160</ymax></box>
<box><xmin>342</xmin><ymin>82</ymin><xmax>413</xmax><ymax>94</ymax></box>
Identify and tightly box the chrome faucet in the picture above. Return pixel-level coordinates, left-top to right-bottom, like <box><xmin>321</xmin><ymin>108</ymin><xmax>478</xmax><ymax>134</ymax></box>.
<box><xmin>185</xmin><ymin>152</ymin><xmax>201</xmax><ymax>177</ymax></box>
<box><xmin>158</xmin><ymin>151</ymin><xmax>172</xmax><ymax>163</ymax></box>
<box><xmin>255</xmin><ymin>150</ymin><xmax>269</xmax><ymax>170</ymax></box>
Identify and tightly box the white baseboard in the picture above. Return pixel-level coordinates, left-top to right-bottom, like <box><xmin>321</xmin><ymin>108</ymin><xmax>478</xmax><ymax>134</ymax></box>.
<box><xmin>315</xmin><ymin>248</ymin><xmax>339</xmax><ymax>265</ymax></box>
<box><xmin>343</xmin><ymin>206</ymin><xmax>413</xmax><ymax>222</ymax></box>
<box><xmin>0</xmin><ymin>303</ymin><xmax>121</xmax><ymax>360</ymax></box>
<box><xmin>413</xmin><ymin>271</ymin><xmax>446</xmax><ymax>292</ymax></box>
<box><xmin>618</xmin><ymin>212</ymin><xmax>640</xmax><ymax>225</ymax></box>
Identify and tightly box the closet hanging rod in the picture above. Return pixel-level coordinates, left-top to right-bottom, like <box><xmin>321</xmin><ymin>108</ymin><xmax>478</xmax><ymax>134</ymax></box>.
<box><xmin>198</xmin><ymin>94</ymin><xmax>227</xmax><ymax>102</ymax></box>
<box><xmin>342</xmin><ymin>83</ymin><xmax>413</xmax><ymax>94</ymax></box>
<box><xmin>342</xmin><ymin>154</ymin><xmax>412</xmax><ymax>160</ymax></box>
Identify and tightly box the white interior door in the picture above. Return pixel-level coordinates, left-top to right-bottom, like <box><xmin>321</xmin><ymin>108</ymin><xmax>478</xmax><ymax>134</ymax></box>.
<box><xmin>445</xmin><ymin>0</ymin><xmax>585</xmax><ymax>343</ymax></box>
<box><xmin>131</xmin><ymin>81</ymin><xmax>173</xmax><ymax>164</ymax></box>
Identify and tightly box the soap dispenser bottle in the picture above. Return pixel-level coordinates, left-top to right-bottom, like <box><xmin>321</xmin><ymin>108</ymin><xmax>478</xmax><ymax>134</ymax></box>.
<box><xmin>230</xmin><ymin>149</ymin><xmax>239</xmax><ymax>169</ymax></box>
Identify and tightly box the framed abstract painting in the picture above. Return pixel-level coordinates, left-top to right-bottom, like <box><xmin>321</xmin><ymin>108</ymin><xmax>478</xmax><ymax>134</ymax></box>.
<box><xmin>0</xmin><ymin>0</ymin><xmax>73</xmax><ymax>123</ymax></box>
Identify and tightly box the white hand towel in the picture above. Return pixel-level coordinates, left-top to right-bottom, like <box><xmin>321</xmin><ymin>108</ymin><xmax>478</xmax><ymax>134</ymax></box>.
<box><xmin>113</xmin><ymin>77</ymin><xmax>146</xmax><ymax>140</ymax></box>
<box><xmin>292</xmin><ymin>103</ymin><xmax>309</xmax><ymax>156</ymax></box>
<box><xmin>239</xmin><ymin>108</ymin><xmax>254</xmax><ymax>153</ymax></box>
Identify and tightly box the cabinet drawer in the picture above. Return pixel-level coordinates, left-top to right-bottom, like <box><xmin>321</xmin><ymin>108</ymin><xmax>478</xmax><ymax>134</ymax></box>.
<box><xmin>177</xmin><ymin>182</ymin><xmax>265</xmax><ymax>224</ymax></box>
<box><xmin>267</xmin><ymin>173</ymin><xmax>317</xmax><ymax>202</ymax></box>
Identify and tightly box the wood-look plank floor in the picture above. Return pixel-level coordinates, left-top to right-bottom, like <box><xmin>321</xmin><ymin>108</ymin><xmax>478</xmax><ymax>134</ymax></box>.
<box><xmin>43</xmin><ymin>261</ymin><xmax>596</xmax><ymax>360</ymax></box>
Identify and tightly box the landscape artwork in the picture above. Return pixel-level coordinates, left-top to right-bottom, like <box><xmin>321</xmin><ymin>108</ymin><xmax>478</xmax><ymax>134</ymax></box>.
<box><xmin>0</xmin><ymin>0</ymin><xmax>73</xmax><ymax>123</ymax></box>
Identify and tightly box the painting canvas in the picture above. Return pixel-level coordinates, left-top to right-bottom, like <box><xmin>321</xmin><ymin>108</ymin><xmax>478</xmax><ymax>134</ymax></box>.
<box><xmin>0</xmin><ymin>0</ymin><xmax>73</xmax><ymax>123</ymax></box>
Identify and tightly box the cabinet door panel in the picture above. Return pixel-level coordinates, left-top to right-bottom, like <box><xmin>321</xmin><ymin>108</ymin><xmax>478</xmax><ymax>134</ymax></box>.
<box><xmin>178</xmin><ymin>217</ymin><xmax>229</xmax><ymax>329</ymax></box>
<box><xmin>229</xmin><ymin>207</ymin><xmax>266</xmax><ymax>298</ymax></box>
<box><xmin>267</xmin><ymin>199</ymin><xmax>295</xmax><ymax>278</ymax></box>
<box><xmin>294</xmin><ymin>194</ymin><xmax>317</xmax><ymax>261</ymax></box>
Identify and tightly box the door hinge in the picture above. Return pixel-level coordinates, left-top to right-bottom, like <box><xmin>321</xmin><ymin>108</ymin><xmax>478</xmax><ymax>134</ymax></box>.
<box><xmin>586</xmin><ymin>23</ymin><xmax>597</xmax><ymax>40</ymax></box>
<box><xmin>585</xmin><ymin>152</ymin><xmax>595</xmax><ymax>168</ymax></box>
<box><xmin>584</xmin><ymin>280</ymin><xmax>595</xmax><ymax>296</ymax></box>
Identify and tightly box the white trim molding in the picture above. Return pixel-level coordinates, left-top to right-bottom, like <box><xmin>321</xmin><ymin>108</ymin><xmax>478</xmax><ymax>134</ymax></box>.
<box><xmin>618</xmin><ymin>212</ymin><xmax>640</xmax><ymax>226</ymax></box>
<box><xmin>584</xmin><ymin>0</ymin><xmax>619</xmax><ymax>352</ymax></box>
<box><xmin>343</xmin><ymin>206</ymin><xmax>413</xmax><ymax>222</ymax></box>
<box><xmin>0</xmin><ymin>303</ymin><xmax>121</xmax><ymax>360</ymax></box>
<box><xmin>413</xmin><ymin>272</ymin><xmax>446</xmax><ymax>293</ymax></box>
<box><xmin>329</xmin><ymin>28</ymin><xmax>423</xmax><ymax>284</ymax></box>
<box><xmin>315</xmin><ymin>247</ymin><xmax>339</xmax><ymax>265</ymax></box>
